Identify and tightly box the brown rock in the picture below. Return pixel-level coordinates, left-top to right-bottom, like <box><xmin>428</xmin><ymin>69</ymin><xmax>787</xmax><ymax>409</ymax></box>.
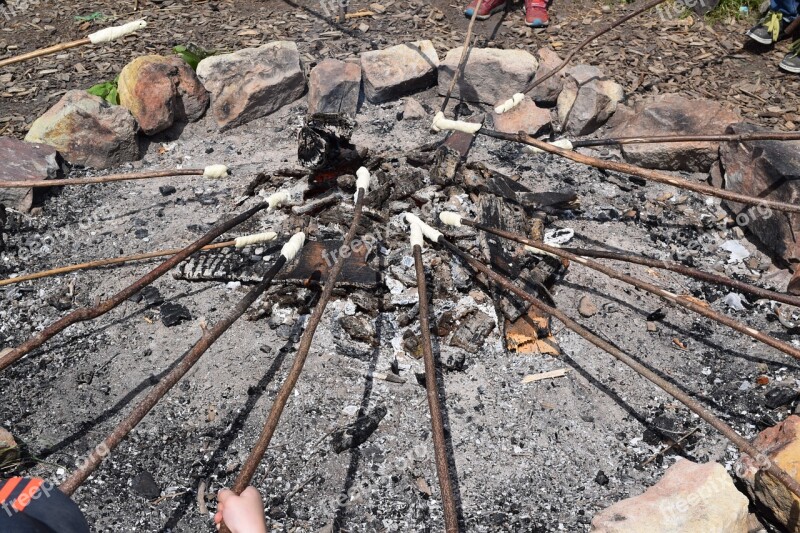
<box><xmin>720</xmin><ymin>122</ymin><xmax>800</xmax><ymax>264</ymax></box>
<box><xmin>119</xmin><ymin>55</ymin><xmax>209</xmax><ymax>135</ymax></box>
<box><xmin>307</xmin><ymin>58</ymin><xmax>361</xmax><ymax>116</ymax></box>
<box><xmin>197</xmin><ymin>41</ymin><xmax>306</xmax><ymax>131</ymax></box>
<box><xmin>578</xmin><ymin>296</ymin><xmax>598</xmax><ymax>317</ymax></box>
<box><xmin>0</xmin><ymin>427</ymin><xmax>19</xmax><ymax>470</ymax></box>
<box><xmin>556</xmin><ymin>67</ymin><xmax>623</xmax><ymax>136</ymax></box>
<box><xmin>438</xmin><ymin>47</ymin><xmax>538</xmax><ymax>105</ymax></box>
<box><xmin>25</xmin><ymin>90</ymin><xmax>140</xmax><ymax>169</ymax></box>
<box><xmin>0</xmin><ymin>137</ymin><xmax>63</xmax><ymax>212</ymax></box>
<box><xmin>361</xmin><ymin>40</ymin><xmax>439</xmax><ymax>103</ymax></box>
<box><xmin>400</xmin><ymin>97</ymin><xmax>427</xmax><ymax>121</ymax></box>
<box><xmin>608</xmin><ymin>94</ymin><xmax>741</xmax><ymax>172</ymax></box>
<box><xmin>490</xmin><ymin>96</ymin><xmax>550</xmax><ymax>136</ymax></box>
<box><xmin>529</xmin><ymin>47</ymin><xmax>564</xmax><ymax>106</ymax></box>
<box><xmin>736</xmin><ymin>415</ymin><xmax>800</xmax><ymax>531</ymax></box>
<box><xmin>592</xmin><ymin>459</ymin><xmax>749</xmax><ymax>532</ymax></box>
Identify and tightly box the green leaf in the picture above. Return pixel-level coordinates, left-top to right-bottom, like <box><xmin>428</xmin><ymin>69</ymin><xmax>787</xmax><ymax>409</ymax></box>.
<box><xmin>86</xmin><ymin>78</ymin><xmax>119</xmax><ymax>105</ymax></box>
<box><xmin>173</xmin><ymin>44</ymin><xmax>217</xmax><ymax>70</ymax></box>
<box><xmin>75</xmin><ymin>12</ymin><xmax>104</xmax><ymax>22</ymax></box>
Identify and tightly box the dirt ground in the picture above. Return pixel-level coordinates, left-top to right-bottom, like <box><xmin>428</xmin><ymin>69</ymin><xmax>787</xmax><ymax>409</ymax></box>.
<box><xmin>1</xmin><ymin>0</ymin><xmax>800</xmax><ymax>532</ymax></box>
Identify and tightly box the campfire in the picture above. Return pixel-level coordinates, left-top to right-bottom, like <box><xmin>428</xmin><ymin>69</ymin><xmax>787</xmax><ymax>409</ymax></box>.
<box><xmin>2</xmin><ymin>1</ymin><xmax>800</xmax><ymax>532</ymax></box>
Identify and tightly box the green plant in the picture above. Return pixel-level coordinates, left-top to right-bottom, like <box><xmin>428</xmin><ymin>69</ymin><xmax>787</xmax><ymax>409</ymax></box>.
<box><xmin>75</xmin><ymin>12</ymin><xmax>105</xmax><ymax>22</ymax></box>
<box><xmin>87</xmin><ymin>76</ymin><xmax>120</xmax><ymax>105</ymax></box>
<box><xmin>173</xmin><ymin>44</ymin><xmax>217</xmax><ymax>70</ymax></box>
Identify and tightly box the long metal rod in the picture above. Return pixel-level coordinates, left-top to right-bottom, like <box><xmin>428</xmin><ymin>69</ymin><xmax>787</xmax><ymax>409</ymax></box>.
<box><xmin>557</xmin><ymin>246</ymin><xmax>800</xmax><ymax>308</ymax></box>
<box><xmin>58</xmin><ymin>254</ymin><xmax>289</xmax><ymax>497</ymax></box>
<box><xmin>0</xmin><ymin>240</ymin><xmax>235</xmax><ymax>288</ymax></box>
<box><xmin>461</xmin><ymin>219</ymin><xmax>800</xmax><ymax>360</ymax></box>
<box><xmin>571</xmin><ymin>131</ymin><xmax>800</xmax><ymax>148</ymax></box>
<box><xmin>228</xmin><ymin>188</ymin><xmax>368</xmax><ymax>495</ymax></box>
<box><xmin>413</xmin><ymin>243</ymin><xmax>459</xmax><ymax>533</ymax></box>
<box><xmin>0</xmin><ymin>203</ymin><xmax>268</xmax><ymax>372</ymax></box>
<box><xmin>479</xmin><ymin>128</ymin><xmax>800</xmax><ymax>214</ymax></box>
<box><xmin>0</xmin><ymin>169</ymin><xmax>204</xmax><ymax>189</ymax></box>
<box><xmin>435</xmin><ymin>234</ymin><xmax>800</xmax><ymax>500</ymax></box>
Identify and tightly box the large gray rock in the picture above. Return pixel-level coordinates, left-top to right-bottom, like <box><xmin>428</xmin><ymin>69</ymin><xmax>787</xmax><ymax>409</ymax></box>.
<box><xmin>607</xmin><ymin>94</ymin><xmax>741</xmax><ymax>172</ymax></box>
<box><xmin>118</xmin><ymin>54</ymin><xmax>209</xmax><ymax>135</ymax></box>
<box><xmin>197</xmin><ymin>41</ymin><xmax>306</xmax><ymax>131</ymax></box>
<box><xmin>556</xmin><ymin>65</ymin><xmax>623</xmax><ymax>136</ymax></box>
<box><xmin>438</xmin><ymin>47</ymin><xmax>538</xmax><ymax>105</ymax></box>
<box><xmin>307</xmin><ymin>58</ymin><xmax>361</xmax><ymax>116</ymax></box>
<box><xmin>591</xmin><ymin>459</ymin><xmax>749</xmax><ymax>533</ymax></box>
<box><xmin>360</xmin><ymin>40</ymin><xmax>439</xmax><ymax>103</ymax></box>
<box><xmin>0</xmin><ymin>138</ymin><xmax>62</xmax><ymax>212</ymax></box>
<box><xmin>529</xmin><ymin>47</ymin><xmax>564</xmax><ymax>106</ymax></box>
<box><xmin>25</xmin><ymin>90</ymin><xmax>140</xmax><ymax>169</ymax></box>
<box><xmin>720</xmin><ymin>122</ymin><xmax>800</xmax><ymax>265</ymax></box>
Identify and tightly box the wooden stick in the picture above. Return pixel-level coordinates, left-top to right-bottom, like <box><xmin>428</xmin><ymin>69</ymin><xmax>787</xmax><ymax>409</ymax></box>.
<box><xmin>480</xmin><ymin>128</ymin><xmax>800</xmax><ymax>214</ymax></box>
<box><xmin>0</xmin><ymin>19</ymin><xmax>146</xmax><ymax>69</ymax></box>
<box><xmin>0</xmin><ymin>240</ymin><xmax>234</xmax><ymax>288</ymax></box>
<box><xmin>0</xmin><ymin>169</ymin><xmax>205</xmax><ymax>189</ymax></box>
<box><xmin>520</xmin><ymin>0</ymin><xmax>669</xmax><ymax>95</ymax></box>
<box><xmin>571</xmin><ymin>131</ymin><xmax>800</xmax><ymax>148</ymax></box>
<box><xmin>412</xmin><ymin>240</ymin><xmax>460</xmax><ymax>533</ymax></box>
<box><xmin>0</xmin><ymin>202</ymin><xmax>268</xmax><ymax>373</ymax></box>
<box><xmin>434</xmin><ymin>234</ymin><xmax>800</xmax><ymax>500</ymax></box>
<box><xmin>460</xmin><ymin>219</ymin><xmax>800</xmax><ymax>361</ymax></box>
<box><xmin>59</xmin><ymin>252</ymin><xmax>290</xmax><ymax>496</ymax></box>
<box><xmin>440</xmin><ymin>0</ymin><xmax>484</xmax><ymax>113</ymax></box>
<box><xmin>0</xmin><ymin>39</ymin><xmax>90</xmax><ymax>68</ymax></box>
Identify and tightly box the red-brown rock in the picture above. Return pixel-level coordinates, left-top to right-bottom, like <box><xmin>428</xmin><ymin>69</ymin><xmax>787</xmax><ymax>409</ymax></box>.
<box><xmin>736</xmin><ymin>415</ymin><xmax>800</xmax><ymax>532</ymax></box>
<box><xmin>118</xmin><ymin>55</ymin><xmax>209</xmax><ymax>135</ymax></box>
<box><xmin>490</xmin><ymin>96</ymin><xmax>551</xmax><ymax>136</ymax></box>
<box><xmin>607</xmin><ymin>94</ymin><xmax>741</xmax><ymax>172</ymax></box>
<box><xmin>0</xmin><ymin>137</ymin><xmax>63</xmax><ymax>212</ymax></box>
<box><xmin>529</xmin><ymin>47</ymin><xmax>564</xmax><ymax>106</ymax></box>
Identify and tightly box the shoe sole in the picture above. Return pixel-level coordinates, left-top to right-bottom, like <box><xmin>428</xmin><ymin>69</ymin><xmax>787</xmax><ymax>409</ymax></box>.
<box><xmin>464</xmin><ymin>4</ymin><xmax>505</xmax><ymax>19</ymax></box>
<box><xmin>746</xmin><ymin>30</ymin><xmax>774</xmax><ymax>45</ymax></box>
<box><xmin>779</xmin><ymin>60</ymin><xmax>800</xmax><ymax>73</ymax></box>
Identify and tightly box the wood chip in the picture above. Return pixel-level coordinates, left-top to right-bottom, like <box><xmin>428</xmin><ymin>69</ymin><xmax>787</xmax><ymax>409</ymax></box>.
<box><xmin>521</xmin><ymin>369</ymin><xmax>569</xmax><ymax>383</ymax></box>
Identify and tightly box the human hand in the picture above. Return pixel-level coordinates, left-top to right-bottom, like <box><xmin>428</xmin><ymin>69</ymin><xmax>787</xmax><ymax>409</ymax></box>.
<box><xmin>214</xmin><ymin>487</ymin><xmax>267</xmax><ymax>533</ymax></box>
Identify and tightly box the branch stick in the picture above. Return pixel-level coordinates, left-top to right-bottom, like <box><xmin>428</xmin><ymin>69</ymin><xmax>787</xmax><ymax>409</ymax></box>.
<box><xmin>479</xmin><ymin>128</ymin><xmax>800</xmax><ymax>214</ymax></box>
<box><xmin>440</xmin><ymin>0</ymin><xmax>483</xmax><ymax>113</ymax></box>
<box><xmin>571</xmin><ymin>131</ymin><xmax>800</xmax><ymax>149</ymax></box>
<box><xmin>0</xmin><ymin>169</ymin><xmax>205</xmax><ymax>189</ymax></box>
<box><xmin>433</xmin><ymin>232</ymin><xmax>800</xmax><ymax>500</ymax></box>
<box><xmin>58</xmin><ymin>250</ymin><xmax>292</xmax><ymax>496</ymax></box>
<box><xmin>0</xmin><ymin>203</ymin><xmax>268</xmax><ymax>372</ymax></box>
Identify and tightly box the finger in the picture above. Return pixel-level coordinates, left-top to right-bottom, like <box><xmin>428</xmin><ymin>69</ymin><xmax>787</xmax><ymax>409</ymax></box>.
<box><xmin>241</xmin><ymin>486</ymin><xmax>264</xmax><ymax>508</ymax></box>
<box><xmin>217</xmin><ymin>488</ymin><xmax>233</xmax><ymax>503</ymax></box>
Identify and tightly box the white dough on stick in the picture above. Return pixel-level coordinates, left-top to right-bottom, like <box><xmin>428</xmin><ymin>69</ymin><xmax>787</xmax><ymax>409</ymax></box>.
<box><xmin>280</xmin><ymin>232</ymin><xmax>306</xmax><ymax>261</ymax></box>
<box><xmin>438</xmin><ymin>211</ymin><xmax>462</xmax><ymax>227</ymax></box>
<box><xmin>203</xmin><ymin>164</ymin><xmax>229</xmax><ymax>179</ymax></box>
<box><xmin>403</xmin><ymin>213</ymin><xmax>442</xmax><ymax>243</ymax></box>
<box><xmin>430</xmin><ymin>111</ymin><xmax>482</xmax><ymax>134</ymax></box>
<box><xmin>234</xmin><ymin>232</ymin><xmax>278</xmax><ymax>249</ymax></box>
<box><xmin>525</xmin><ymin>139</ymin><xmax>574</xmax><ymax>154</ymax></box>
<box><xmin>88</xmin><ymin>20</ymin><xmax>147</xmax><ymax>44</ymax></box>
<box><xmin>494</xmin><ymin>93</ymin><xmax>525</xmax><ymax>114</ymax></box>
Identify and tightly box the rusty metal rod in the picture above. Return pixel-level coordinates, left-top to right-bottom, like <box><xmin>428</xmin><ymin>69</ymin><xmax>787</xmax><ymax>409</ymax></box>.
<box><xmin>557</xmin><ymin>246</ymin><xmax>800</xmax><ymax>308</ymax></box>
<box><xmin>227</xmin><ymin>187</ymin><xmax>368</xmax><ymax>496</ymax></box>
<box><xmin>0</xmin><ymin>169</ymin><xmax>205</xmax><ymax>189</ymax></box>
<box><xmin>460</xmin><ymin>218</ymin><xmax>800</xmax><ymax>361</ymax></box>
<box><xmin>571</xmin><ymin>131</ymin><xmax>800</xmax><ymax>148</ymax></box>
<box><xmin>435</xmin><ymin>234</ymin><xmax>800</xmax><ymax>500</ymax></box>
<box><xmin>0</xmin><ymin>240</ymin><xmax>236</xmax><ymax>288</ymax></box>
<box><xmin>0</xmin><ymin>202</ymin><xmax>268</xmax><ymax>373</ymax></box>
<box><xmin>479</xmin><ymin>128</ymin><xmax>800</xmax><ymax>214</ymax></box>
<box><xmin>412</xmin><ymin>242</ymin><xmax>460</xmax><ymax>533</ymax></box>
<box><xmin>59</xmin><ymin>253</ymin><xmax>290</xmax><ymax>497</ymax></box>
<box><xmin>440</xmin><ymin>0</ymin><xmax>483</xmax><ymax>114</ymax></box>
